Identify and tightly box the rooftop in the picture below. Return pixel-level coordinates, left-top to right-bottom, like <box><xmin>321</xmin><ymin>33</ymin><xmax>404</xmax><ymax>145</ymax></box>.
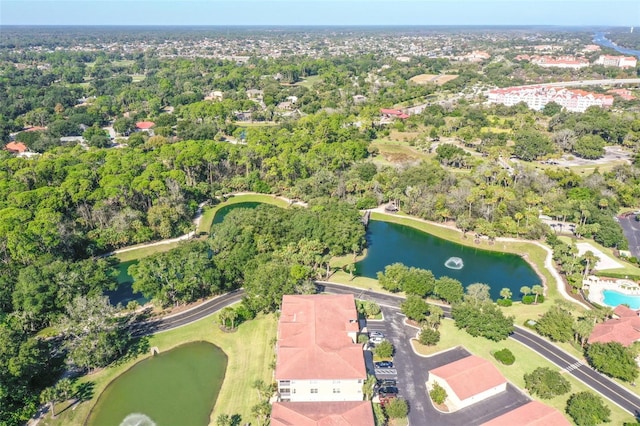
<box><xmin>588</xmin><ymin>307</ymin><xmax>640</xmax><ymax>347</ymax></box>
<box><xmin>271</xmin><ymin>401</ymin><xmax>374</xmax><ymax>426</ymax></box>
<box><xmin>480</xmin><ymin>401</ymin><xmax>570</xmax><ymax>426</ymax></box>
<box><xmin>135</xmin><ymin>121</ymin><xmax>155</xmax><ymax>129</ymax></box>
<box><xmin>429</xmin><ymin>355</ymin><xmax>506</xmax><ymax>401</ymax></box>
<box><xmin>275</xmin><ymin>294</ymin><xmax>364</xmax><ymax>381</ymax></box>
<box><xmin>5</xmin><ymin>142</ymin><xmax>27</xmax><ymax>153</ymax></box>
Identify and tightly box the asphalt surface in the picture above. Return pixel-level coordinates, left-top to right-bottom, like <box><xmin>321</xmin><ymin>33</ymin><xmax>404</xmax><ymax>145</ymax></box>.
<box><xmin>132</xmin><ymin>282</ymin><xmax>640</xmax><ymax>420</ymax></box>
<box><xmin>319</xmin><ymin>282</ymin><xmax>640</xmax><ymax>419</ymax></box>
<box><xmin>619</xmin><ymin>214</ymin><xmax>640</xmax><ymax>259</ymax></box>
<box><xmin>367</xmin><ymin>307</ymin><xmax>530</xmax><ymax>425</ymax></box>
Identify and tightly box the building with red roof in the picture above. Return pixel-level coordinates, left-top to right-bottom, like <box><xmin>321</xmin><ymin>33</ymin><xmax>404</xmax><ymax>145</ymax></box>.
<box><xmin>588</xmin><ymin>305</ymin><xmax>640</xmax><ymax>347</ymax></box>
<box><xmin>487</xmin><ymin>86</ymin><xmax>613</xmax><ymax>113</ymax></box>
<box><xmin>135</xmin><ymin>121</ymin><xmax>155</xmax><ymax>130</ymax></box>
<box><xmin>608</xmin><ymin>88</ymin><xmax>636</xmax><ymax>101</ymax></box>
<box><xmin>275</xmin><ymin>294</ymin><xmax>365</xmax><ymax>402</ymax></box>
<box><xmin>427</xmin><ymin>355</ymin><xmax>507</xmax><ymax>411</ymax></box>
<box><xmin>481</xmin><ymin>401</ymin><xmax>570</xmax><ymax>426</ymax></box>
<box><xmin>380</xmin><ymin>108</ymin><xmax>410</xmax><ymax>120</ymax></box>
<box><xmin>271</xmin><ymin>401</ymin><xmax>374</xmax><ymax>426</ymax></box>
<box><xmin>5</xmin><ymin>142</ymin><xmax>27</xmax><ymax>154</ymax></box>
<box><xmin>531</xmin><ymin>56</ymin><xmax>589</xmax><ymax>69</ymax></box>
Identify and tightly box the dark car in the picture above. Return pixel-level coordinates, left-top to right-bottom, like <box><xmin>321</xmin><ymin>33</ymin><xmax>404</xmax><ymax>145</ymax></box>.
<box><xmin>374</xmin><ymin>361</ymin><xmax>394</xmax><ymax>368</ymax></box>
<box><xmin>377</xmin><ymin>386</ymin><xmax>399</xmax><ymax>398</ymax></box>
<box><xmin>377</xmin><ymin>379</ymin><xmax>397</xmax><ymax>387</ymax></box>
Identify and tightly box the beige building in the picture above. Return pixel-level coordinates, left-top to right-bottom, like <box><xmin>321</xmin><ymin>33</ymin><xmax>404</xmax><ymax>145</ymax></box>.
<box><xmin>427</xmin><ymin>355</ymin><xmax>507</xmax><ymax>412</ymax></box>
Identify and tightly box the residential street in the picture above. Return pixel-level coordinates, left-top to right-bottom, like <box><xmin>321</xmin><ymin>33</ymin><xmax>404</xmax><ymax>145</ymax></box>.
<box><xmin>619</xmin><ymin>214</ymin><xmax>640</xmax><ymax>258</ymax></box>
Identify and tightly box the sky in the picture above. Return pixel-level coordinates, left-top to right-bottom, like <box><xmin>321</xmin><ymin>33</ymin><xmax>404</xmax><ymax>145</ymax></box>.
<box><xmin>1</xmin><ymin>0</ymin><xmax>639</xmax><ymax>26</ymax></box>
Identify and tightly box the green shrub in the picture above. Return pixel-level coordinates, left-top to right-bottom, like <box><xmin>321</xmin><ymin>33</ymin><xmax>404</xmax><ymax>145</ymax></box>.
<box><xmin>374</xmin><ymin>340</ymin><xmax>394</xmax><ymax>359</ymax></box>
<box><xmin>493</xmin><ymin>348</ymin><xmax>515</xmax><ymax>365</ymax></box>
<box><xmin>384</xmin><ymin>397</ymin><xmax>409</xmax><ymax>419</ymax></box>
<box><xmin>496</xmin><ymin>298</ymin><xmax>512</xmax><ymax>307</ymax></box>
<box><xmin>521</xmin><ymin>294</ymin><xmax>544</xmax><ymax>304</ymax></box>
<box><xmin>418</xmin><ymin>327</ymin><xmax>440</xmax><ymax>346</ymax></box>
<box><xmin>430</xmin><ymin>382</ymin><xmax>447</xmax><ymax>405</ymax></box>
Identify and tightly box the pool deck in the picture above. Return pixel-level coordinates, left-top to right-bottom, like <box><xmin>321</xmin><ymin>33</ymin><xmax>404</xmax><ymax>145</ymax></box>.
<box><xmin>584</xmin><ymin>275</ymin><xmax>640</xmax><ymax>307</ymax></box>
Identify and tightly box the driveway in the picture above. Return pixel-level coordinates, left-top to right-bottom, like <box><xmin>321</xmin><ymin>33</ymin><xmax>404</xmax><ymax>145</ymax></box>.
<box><xmin>619</xmin><ymin>214</ymin><xmax>640</xmax><ymax>258</ymax></box>
<box><xmin>366</xmin><ymin>306</ymin><xmax>530</xmax><ymax>425</ymax></box>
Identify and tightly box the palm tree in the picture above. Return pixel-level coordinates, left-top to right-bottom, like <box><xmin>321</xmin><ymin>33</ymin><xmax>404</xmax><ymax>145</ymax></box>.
<box><xmin>500</xmin><ymin>288</ymin><xmax>512</xmax><ymax>300</ymax></box>
<box><xmin>532</xmin><ymin>285</ymin><xmax>544</xmax><ymax>304</ymax></box>
<box><xmin>582</xmin><ymin>251</ymin><xmax>599</xmax><ymax>279</ymax></box>
<box><xmin>40</xmin><ymin>386</ymin><xmax>60</xmax><ymax>419</ymax></box>
<box><xmin>520</xmin><ymin>286</ymin><xmax>532</xmax><ymax>298</ymax></box>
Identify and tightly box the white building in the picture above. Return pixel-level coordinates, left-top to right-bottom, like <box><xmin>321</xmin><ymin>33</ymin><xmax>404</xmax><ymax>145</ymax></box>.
<box><xmin>594</xmin><ymin>55</ymin><xmax>638</xmax><ymax>69</ymax></box>
<box><xmin>274</xmin><ymin>294</ymin><xmax>365</xmax><ymax>403</ymax></box>
<box><xmin>427</xmin><ymin>355</ymin><xmax>507</xmax><ymax>412</ymax></box>
<box><xmin>487</xmin><ymin>86</ymin><xmax>614</xmax><ymax>113</ymax></box>
<box><xmin>531</xmin><ymin>56</ymin><xmax>589</xmax><ymax>69</ymax></box>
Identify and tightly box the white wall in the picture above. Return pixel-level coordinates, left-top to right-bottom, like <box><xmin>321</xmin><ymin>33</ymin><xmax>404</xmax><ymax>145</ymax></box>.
<box><xmin>278</xmin><ymin>378</ymin><xmax>364</xmax><ymax>402</ymax></box>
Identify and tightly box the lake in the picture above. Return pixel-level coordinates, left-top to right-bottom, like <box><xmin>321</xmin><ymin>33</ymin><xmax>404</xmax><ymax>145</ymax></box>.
<box><xmin>104</xmin><ymin>260</ymin><xmax>147</xmax><ymax>307</ymax></box>
<box><xmin>356</xmin><ymin>220</ymin><xmax>540</xmax><ymax>300</ymax></box>
<box><xmin>593</xmin><ymin>32</ymin><xmax>640</xmax><ymax>59</ymax></box>
<box><xmin>87</xmin><ymin>341</ymin><xmax>227</xmax><ymax>426</ymax></box>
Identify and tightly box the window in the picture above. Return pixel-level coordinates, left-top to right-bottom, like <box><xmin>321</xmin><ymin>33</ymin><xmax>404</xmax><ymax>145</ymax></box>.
<box><xmin>280</xmin><ymin>388</ymin><xmax>290</xmax><ymax>394</ymax></box>
<box><xmin>279</xmin><ymin>380</ymin><xmax>290</xmax><ymax>386</ymax></box>
<box><xmin>333</xmin><ymin>388</ymin><xmax>341</xmax><ymax>394</ymax></box>
<box><xmin>310</xmin><ymin>389</ymin><xmax>318</xmax><ymax>394</ymax></box>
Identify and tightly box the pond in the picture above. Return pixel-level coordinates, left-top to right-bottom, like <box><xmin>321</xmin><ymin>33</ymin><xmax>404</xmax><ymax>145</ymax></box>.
<box><xmin>104</xmin><ymin>260</ymin><xmax>148</xmax><ymax>307</ymax></box>
<box><xmin>87</xmin><ymin>341</ymin><xmax>227</xmax><ymax>426</ymax></box>
<box><xmin>356</xmin><ymin>220</ymin><xmax>540</xmax><ymax>301</ymax></box>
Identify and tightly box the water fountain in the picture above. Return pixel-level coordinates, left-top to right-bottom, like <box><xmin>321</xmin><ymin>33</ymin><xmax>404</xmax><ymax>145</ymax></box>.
<box><xmin>120</xmin><ymin>413</ymin><xmax>156</xmax><ymax>426</ymax></box>
<box><xmin>444</xmin><ymin>257</ymin><xmax>464</xmax><ymax>270</ymax></box>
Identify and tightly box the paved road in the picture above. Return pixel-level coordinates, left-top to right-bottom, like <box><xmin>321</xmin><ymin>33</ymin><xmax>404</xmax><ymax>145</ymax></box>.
<box><xmin>619</xmin><ymin>214</ymin><xmax>640</xmax><ymax>259</ymax></box>
<box><xmin>318</xmin><ymin>282</ymin><xmax>640</xmax><ymax>418</ymax></box>
<box><xmin>129</xmin><ymin>289</ymin><xmax>244</xmax><ymax>337</ymax></box>
<box><xmin>515</xmin><ymin>78</ymin><xmax>640</xmax><ymax>89</ymax></box>
<box><xmin>133</xmin><ymin>281</ymin><xmax>640</xmax><ymax>418</ymax></box>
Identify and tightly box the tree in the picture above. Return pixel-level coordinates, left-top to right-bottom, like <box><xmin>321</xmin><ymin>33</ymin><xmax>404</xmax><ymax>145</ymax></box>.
<box><xmin>452</xmin><ymin>300</ymin><xmax>514</xmax><ymax>341</ymax></box>
<box><xmin>573</xmin><ymin>318</ymin><xmax>594</xmax><ymax>348</ymax></box>
<box><xmin>40</xmin><ymin>386</ymin><xmax>60</xmax><ymax>419</ymax></box>
<box><xmin>364</xmin><ymin>302</ymin><xmax>381</xmax><ymax>318</ymax></box>
<box><xmin>524</xmin><ymin>367</ymin><xmax>571</xmax><ymax>399</ymax></box>
<box><xmin>531</xmin><ymin>284</ymin><xmax>544</xmax><ymax>304</ymax></box>
<box><xmin>219</xmin><ymin>307</ymin><xmax>238</xmax><ymax>330</ymax></box>
<box><xmin>520</xmin><ymin>286</ymin><xmax>531</xmax><ymax>297</ymax></box>
<box><xmin>374</xmin><ymin>340</ymin><xmax>394</xmax><ymax>359</ymax></box>
<box><xmin>251</xmin><ymin>401</ymin><xmax>271</xmax><ymax>426</ymax></box>
<box><xmin>418</xmin><ymin>327</ymin><xmax>440</xmax><ymax>346</ymax></box>
<box><xmin>573</xmin><ymin>135</ymin><xmax>606</xmax><ymax>160</ymax></box>
<box><xmin>465</xmin><ymin>283</ymin><xmax>492</xmax><ymax>303</ymax></box>
<box><xmin>587</xmin><ymin>342</ymin><xmax>639</xmax><ymax>382</ymax></box>
<box><xmin>536</xmin><ymin>305</ymin><xmax>574</xmax><ymax>342</ymax></box>
<box><xmin>434</xmin><ymin>276</ymin><xmax>464</xmax><ymax>304</ymax></box>
<box><xmin>565</xmin><ymin>392</ymin><xmax>611</xmax><ymax>426</ymax></box>
<box><xmin>113</xmin><ymin>117</ymin><xmax>136</xmax><ymax>135</ymax></box>
<box><xmin>362</xmin><ymin>374</ymin><xmax>377</xmax><ymax>400</ymax></box>
<box><xmin>384</xmin><ymin>397</ymin><xmax>409</xmax><ymax>419</ymax></box>
<box><xmin>500</xmin><ymin>288</ymin><xmax>512</xmax><ymax>300</ymax></box>
<box><xmin>513</xmin><ymin>130</ymin><xmax>554</xmax><ymax>161</ymax></box>
<box><xmin>401</xmin><ymin>295</ymin><xmax>430</xmax><ymax>322</ymax></box>
<box><xmin>377</xmin><ymin>263</ymin><xmax>408</xmax><ymax>292</ymax></box>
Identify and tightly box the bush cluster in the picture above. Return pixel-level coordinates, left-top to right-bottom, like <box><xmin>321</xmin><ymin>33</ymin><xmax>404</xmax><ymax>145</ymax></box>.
<box><xmin>493</xmin><ymin>348</ymin><xmax>515</xmax><ymax>365</ymax></box>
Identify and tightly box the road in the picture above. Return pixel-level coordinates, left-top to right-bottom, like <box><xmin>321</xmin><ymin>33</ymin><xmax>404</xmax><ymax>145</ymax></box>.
<box><xmin>317</xmin><ymin>282</ymin><xmax>640</xmax><ymax>418</ymax></box>
<box><xmin>132</xmin><ymin>281</ymin><xmax>640</xmax><ymax>418</ymax></box>
<box><xmin>619</xmin><ymin>214</ymin><xmax>640</xmax><ymax>259</ymax></box>
<box><xmin>517</xmin><ymin>78</ymin><xmax>640</xmax><ymax>89</ymax></box>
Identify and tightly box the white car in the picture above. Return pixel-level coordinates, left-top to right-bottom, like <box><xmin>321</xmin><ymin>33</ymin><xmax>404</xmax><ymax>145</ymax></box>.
<box><xmin>370</xmin><ymin>331</ymin><xmax>384</xmax><ymax>338</ymax></box>
<box><xmin>370</xmin><ymin>336</ymin><xmax>385</xmax><ymax>344</ymax></box>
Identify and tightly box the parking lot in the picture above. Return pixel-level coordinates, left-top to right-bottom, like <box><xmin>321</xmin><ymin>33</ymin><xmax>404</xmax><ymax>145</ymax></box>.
<box><xmin>364</xmin><ymin>306</ymin><xmax>530</xmax><ymax>425</ymax></box>
<box><xmin>619</xmin><ymin>213</ymin><xmax>640</xmax><ymax>259</ymax></box>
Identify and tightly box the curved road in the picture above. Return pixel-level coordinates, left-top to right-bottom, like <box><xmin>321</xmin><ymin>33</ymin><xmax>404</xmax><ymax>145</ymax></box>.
<box><xmin>138</xmin><ymin>282</ymin><xmax>640</xmax><ymax>417</ymax></box>
<box><xmin>516</xmin><ymin>78</ymin><xmax>640</xmax><ymax>89</ymax></box>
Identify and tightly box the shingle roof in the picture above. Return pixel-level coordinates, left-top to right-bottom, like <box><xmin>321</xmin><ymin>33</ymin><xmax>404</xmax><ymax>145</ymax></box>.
<box><xmin>429</xmin><ymin>355</ymin><xmax>506</xmax><ymax>401</ymax></box>
<box><xmin>135</xmin><ymin>121</ymin><xmax>155</xmax><ymax>129</ymax></box>
<box><xmin>588</xmin><ymin>307</ymin><xmax>640</xmax><ymax>347</ymax></box>
<box><xmin>5</xmin><ymin>142</ymin><xmax>27</xmax><ymax>153</ymax></box>
<box><xmin>480</xmin><ymin>401</ymin><xmax>571</xmax><ymax>426</ymax></box>
<box><xmin>275</xmin><ymin>295</ymin><xmax>364</xmax><ymax>381</ymax></box>
<box><xmin>271</xmin><ymin>401</ymin><xmax>374</xmax><ymax>426</ymax></box>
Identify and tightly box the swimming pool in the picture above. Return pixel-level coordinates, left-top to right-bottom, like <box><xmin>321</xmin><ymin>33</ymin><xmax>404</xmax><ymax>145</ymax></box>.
<box><xmin>602</xmin><ymin>290</ymin><xmax>640</xmax><ymax>309</ymax></box>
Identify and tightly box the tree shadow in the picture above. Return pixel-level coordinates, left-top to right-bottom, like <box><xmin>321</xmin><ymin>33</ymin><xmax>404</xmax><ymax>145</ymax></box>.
<box><xmin>231</xmin><ymin>414</ymin><xmax>242</xmax><ymax>426</ymax></box>
<box><xmin>75</xmin><ymin>381</ymin><xmax>95</xmax><ymax>402</ymax></box>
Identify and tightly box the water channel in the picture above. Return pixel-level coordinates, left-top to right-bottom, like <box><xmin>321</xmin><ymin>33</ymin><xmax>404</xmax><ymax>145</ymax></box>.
<box><xmin>87</xmin><ymin>342</ymin><xmax>227</xmax><ymax>426</ymax></box>
<box><xmin>593</xmin><ymin>32</ymin><xmax>640</xmax><ymax>59</ymax></box>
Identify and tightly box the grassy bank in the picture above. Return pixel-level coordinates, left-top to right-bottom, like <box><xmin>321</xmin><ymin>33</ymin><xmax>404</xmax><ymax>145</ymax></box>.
<box><xmin>412</xmin><ymin>320</ymin><xmax>636</xmax><ymax>425</ymax></box>
<box><xmin>197</xmin><ymin>194</ymin><xmax>290</xmax><ymax>235</ymax></box>
<box><xmin>43</xmin><ymin>312</ymin><xmax>277</xmax><ymax>426</ymax></box>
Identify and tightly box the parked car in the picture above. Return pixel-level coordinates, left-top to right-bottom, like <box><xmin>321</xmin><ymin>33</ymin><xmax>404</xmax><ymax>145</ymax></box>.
<box><xmin>370</xmin><ymin>336</ymin><xmax>385</xmax><ymax>344</ymax></box>
<box><xmin>377</xmin><ymin>386</ymin><xmax>399</xmax><ymax>398</ymax></box>
<box><xmin>369</xmin><ymin>331</ymin><xmax>384</xmax><ymax>338</ymax></box>
<box><xmin>375</xmin><ymin>361</ymin><xmax>394</xmax><ymax>368</ymax></box>
<box><xmin>376</xmin><ymin>379</ymin><xmax>397</xmax><ymax>388</ymax></box>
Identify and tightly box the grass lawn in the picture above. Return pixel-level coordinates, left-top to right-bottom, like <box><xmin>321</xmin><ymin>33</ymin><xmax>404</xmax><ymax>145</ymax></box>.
<box><xmin>131</xmin><ymin>74</ymin><xmax>146</xmax><ymax>82</ymax></box>
<box><xmin>197</xmin><ymin>194</ymin><xmax>290</xmax><ymax>235</ymax></box>
<box><xmin>43</xmin><ymin>312</ymin><xmax>277</xmax><ymax>426</ymax></box>
<box><xmin>293</xmin><ymin>75</ymin><xmax>321</xmax><ymax>88</ymax></box>
<box><xmin>113</xmin><ymin>241</ymin><xmax>183</xmax><ymax>262</ymax></box>
<box><xmin>370</xmin><ymin>139</ymin><xmax>432</xmax><ymax>165</ymax></box>
<box><xmin>412</xmin><ymin>320</ymin><xmax>636</xmax><ymax>425</ymax></box>
<box><xmin>557</xmin><ymin>235</ymin><xmax>640</xmax><ymax>277</ymax></box>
